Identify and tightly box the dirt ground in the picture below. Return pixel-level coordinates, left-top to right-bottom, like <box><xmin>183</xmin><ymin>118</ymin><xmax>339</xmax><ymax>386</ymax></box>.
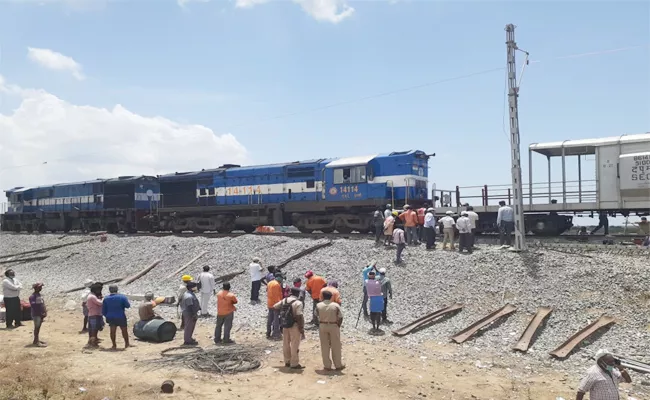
<box><xmin>0</xmin><ymin>302</ymin><xmax>616</xmax><ymax>400</ymax></box>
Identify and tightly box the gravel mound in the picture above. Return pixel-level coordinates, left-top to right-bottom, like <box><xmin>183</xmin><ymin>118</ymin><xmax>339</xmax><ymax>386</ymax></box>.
<box><xmin>2</xmin><ymin>233</ymin><xmax>649</xmax><ymax>386</ymax></box>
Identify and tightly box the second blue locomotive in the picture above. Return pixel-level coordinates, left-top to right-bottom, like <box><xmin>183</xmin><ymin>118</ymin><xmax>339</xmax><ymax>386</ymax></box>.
<box><xmin>1</xmin><ymin>150</ymin><xmax>431</xmax><ymax>233</ymax></box>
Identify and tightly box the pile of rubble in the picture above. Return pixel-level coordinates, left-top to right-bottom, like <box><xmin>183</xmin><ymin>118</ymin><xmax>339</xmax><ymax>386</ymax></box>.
<box><xmin>2</xmin><ymin>234</ymin><xmax>649</xmax><ymax>377</ymax></box>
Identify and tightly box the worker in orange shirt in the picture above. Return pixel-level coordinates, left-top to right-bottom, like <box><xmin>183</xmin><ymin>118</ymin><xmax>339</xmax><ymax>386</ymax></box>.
<box><xmin>305</xmin><ymin>270</ymin><xmax>327</xmax><ymax>326</ymax></box>
<box><xmin>215</xmin><ymin>282</ymin><xmax>238</xmax><ymax>344</ymax></box>
<box><xmin>319</xmin><ymin>280</ymin><xmax>341</xmax><ymax>305</ymax></box>
<box><xmin>266</xmin><ymin>273</ymin><xmax>284</xmax><ymax>340</ymax></box>
<box><xmin>399</xmin><ymin>205</ymin><xmax>419</xmax><ymax>245</ymax></box>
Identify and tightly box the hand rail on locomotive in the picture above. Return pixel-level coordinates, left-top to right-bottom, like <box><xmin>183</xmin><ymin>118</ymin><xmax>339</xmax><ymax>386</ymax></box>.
<box><xmin>433</xmin><ymin>180</ymin><xmax>598</xmax><ymax>208</ymax></box>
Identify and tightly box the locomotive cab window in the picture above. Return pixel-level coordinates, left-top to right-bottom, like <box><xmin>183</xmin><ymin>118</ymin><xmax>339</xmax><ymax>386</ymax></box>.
<box><xmin>333</xmin><ymin>166</ymin><xmax>367</xmax><ymax>184</ymax></box>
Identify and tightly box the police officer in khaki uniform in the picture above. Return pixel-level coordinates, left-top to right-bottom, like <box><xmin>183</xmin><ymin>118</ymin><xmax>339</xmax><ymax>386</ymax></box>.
<box><xmin>315</xmin><ymin>291</ymin><xmax>345</xmax><ymax>371</ymax></box>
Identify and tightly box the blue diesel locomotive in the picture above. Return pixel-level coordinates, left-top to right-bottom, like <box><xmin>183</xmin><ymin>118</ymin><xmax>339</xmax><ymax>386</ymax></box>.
<box><xmin>2</xmin><ymin>176</ymin><xmax>160</xmax><ymax>233</ymax></box>
<box><xmin>1</xmin><ymin>150</ymin><xmax>431</xmax><ymax>233</ymax></box>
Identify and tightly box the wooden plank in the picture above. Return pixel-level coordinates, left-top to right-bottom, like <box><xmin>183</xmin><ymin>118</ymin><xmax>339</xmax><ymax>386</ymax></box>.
<box><xmin>62</xmin><ymin>277</ymin><xmax>124</xmax><ymax>293</ymax></box>
<box><xmin>164</xmin><ymin>251</ymin><xmax>207</xmax><ymax>279</ymax></box>
<box><xmin>0</xmin><ymin>239</ymin><xmax>92</xmax><ymax>259</ymax></box>
<box><xmin>274</xmin><ymin>241</ymin><xmax>332</xmax><ymax>270</ymax></box>
<box><xmin>214</xmin><ymin>269</ymin><xmax>245</xmax><ymax>284</ymax></box>
<box><xmin>121</xmin><ymin>260</ymin><xmax>162</xmax><ymax>286</ymax></box>
<box><xmin>512</xmin><ymin>307</ymin><xmax>553</xmax><ymax>352</ymax></box>
<box><xmin>451</xmin><ymin>304</ymin><xmax>518</xmax><ymax>344</ymax></box>
<box><xmin>0</xmin><ymin>255</ymin><xmax>50</xmax><ymax>265</ymax></box>
<box><xmin>549</xmin><ymin>315</ymin><xmax>616</xmax><ymax>359</ymax></box>
<box><xmin>392</xmin><ymin>303</ymin><xmax>464</xmax><ymax>337</ymax></box>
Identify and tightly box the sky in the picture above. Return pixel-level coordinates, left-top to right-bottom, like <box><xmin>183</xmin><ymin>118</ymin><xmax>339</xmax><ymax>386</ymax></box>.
<box><xmin>0</xmin><ymin>0</ymin><xmax>648</xmax><ymax>225</ymax></box>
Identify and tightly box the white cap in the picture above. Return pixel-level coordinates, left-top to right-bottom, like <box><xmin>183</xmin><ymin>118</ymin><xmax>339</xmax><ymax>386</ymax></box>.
<box><xmin>83</xmin><ymin>279</ymin><xmax>94</xmax><ymax>288</ymax></box>
<box><xmin>252</xmin><ymin>257</ymin><xmax>260</xmax><ymax>263</ymax></box>
<box><xmin>446</xmin><ymin>210</ymin><xmax>453</xmax><ymax>215</ymax></box>
<box><xmin>386</xmin><ymin>204</ymin><xmax>391</xmax><ymax>208</ymax></box>
<box><xmin>403</xmin><ymin>204</ymin><xmax>410</xmax><ymax>209</ymax></box>
<box><xmin>595</xmin><ymin>349</ymin><xmax>611</xmax><ymax>361</ymax></box>
<box><xmin>426</xmin><ymin>208</ymin><xmax>434</xmax><ymax>212</ymax></box>
<box><xmin>379</xmin><ymin>267</ymin><xmax>386</xmax><ymax>274</ymax></box>
<box><xmin>461</xmin><ymin>211</ymin><xmax>468</xmax><ymax>216</ymax></box>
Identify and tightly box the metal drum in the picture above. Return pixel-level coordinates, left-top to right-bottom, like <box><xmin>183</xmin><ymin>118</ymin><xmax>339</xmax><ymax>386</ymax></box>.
<box><xmin>133</xmin><ymin>319</ymin><xmax>177</xmax><ymax>343</ymax></box>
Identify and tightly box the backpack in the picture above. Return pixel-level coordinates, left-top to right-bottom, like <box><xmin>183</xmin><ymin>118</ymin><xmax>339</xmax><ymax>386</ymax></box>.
<box><xmin>280</xmin><ymin>299</ymin><xmax>296</xmax><ymax>329</ymax></box>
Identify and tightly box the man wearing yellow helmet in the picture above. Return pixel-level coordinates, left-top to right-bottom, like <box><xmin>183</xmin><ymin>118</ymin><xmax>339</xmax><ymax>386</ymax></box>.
<box><xmin>177</xmin><ymin>275</ymin><xmax>193</xmax><ymax>329</ymax></box>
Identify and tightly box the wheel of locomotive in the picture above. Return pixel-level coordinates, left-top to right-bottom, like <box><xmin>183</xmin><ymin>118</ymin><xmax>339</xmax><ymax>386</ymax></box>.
<box><xmin>320</xmin><ymin>228</ymin><xmax>334</xmax><ymax>233</ymax></box>
<box><xmin>297</xmin><ymin>227</ymin><xmax>314</xmax><ymax>234</ymax></box>
<box><xmin>38</xmin><ymin>224</ymin><xmax>47</xmax><ymax>234</ymax></box>
<box><xmin>14</xmin><ymin>225</ymin><xmax>21</xmax><ymax>233</ymax></box>
<box><xmin>50</xmin><ymin>230</ymin><xmax>57</xmax><ymax>234</ymax></box>
<box><xmin>193</xmin><ymin>229</ymin><xmax>206</xmax><ymax>234</ymax></box>
<box><xmin>357</xmin><ymin>229</ymin><xmax>371</xmax><ymax>234</ymax></box>
<box><xmin>172</xmin><ymin>229</ymin><xmax>183</xmax><ymax>234</ymax></box>
<box><xmin>107</xmin><ymin>223</ymin><xmax>118</xmax><ymax>234</ymax></box>
<box><xmin>243</xmin><ymin>226</ymin><xmax>255</xmax><ymax>234</ymax></box>
<box><xmin>26</xmin><ymin>224</ymin><xmax>34</xmax><ymax>233</ymax></box>
<box><xmin>335</xmin><ymin>227</ymin><xmax>352</xmax><ymax>234</ymax></box>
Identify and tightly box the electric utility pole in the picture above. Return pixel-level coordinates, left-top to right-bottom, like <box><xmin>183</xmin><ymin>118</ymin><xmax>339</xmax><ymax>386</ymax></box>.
<box><xmin>505</xmin><ymin>24</ymin><xmax>527</xmax><ymax>251</ymax></box>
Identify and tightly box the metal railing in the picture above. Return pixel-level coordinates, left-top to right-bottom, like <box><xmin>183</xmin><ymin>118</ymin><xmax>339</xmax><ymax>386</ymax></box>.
<box><xmin>434</xmin><ymin>180</ymin><xmax>598</xmax><ymax>208</ymax></box>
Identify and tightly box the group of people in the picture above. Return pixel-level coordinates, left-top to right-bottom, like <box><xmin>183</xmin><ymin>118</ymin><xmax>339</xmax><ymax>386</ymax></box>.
<box><xmin>376</xmin><ymin>203</ymin><xmax>483</xmax><ymax>261</ymax></box>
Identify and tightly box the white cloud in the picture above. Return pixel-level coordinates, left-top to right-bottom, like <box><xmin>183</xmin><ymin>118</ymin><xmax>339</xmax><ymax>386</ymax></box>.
<box><xmin>27</xmin><ymin>47</ymin><xmax>86</xmax><ymax>81</ymax></box>
<box><xmin>234</xmin><ymin>0</ymin><xmax>269</xmax><ymax>8</ymax></box>
<box><xmin>0</xmin><ymin>76</ymin><xmax>249</xmax><ymax>192</ymax></box>
<box><xmin>177</xmin><ymin>0</ymin><xmax>210</xmax><ymax>8</ymax></box>
<box><xmin>293</xmin><ymin>0</ymin><xmax>354</xmax><ymax>23</ymax></box>
<box><xmin>235</xmin><ymin>0</ymin><xmax>354</xmax><ymax>23</ymax></box>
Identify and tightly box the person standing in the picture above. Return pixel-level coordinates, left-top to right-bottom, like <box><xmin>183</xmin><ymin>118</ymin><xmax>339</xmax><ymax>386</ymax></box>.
<box><xmin>383</xmin><ymin>203</ymin><xmax>392</xmax><ymax>219</ymax></box>
<box><xmin>365</xmin><ymin>271</ymin><xmax>383</xmax><ymax>332</ymax></box>
<box><xmin>86</xmin><ymin>283</ymin><xmax>104</xmax><ymax>348</ymax></box>
<box><xmin>392</xmin><ymin>223</ymin><xmax>407</xmax><ymax>264</ymax></box>
<box><xmin>3</xmin><ymin>269</ymin><xmax>23</xmax><ymax>329</ymax></box>
<box><xmin>361</xmin><ymin>263</ymin><xmax>377</xmax><ymax>317</ymax></box>
<box><xmin>416</xmin><ymin>205</ymin><xmax>427</xmax><ymax>242</ymax></box>
<box><xmin>290</xmin><ymin>277</ymin><xmax>307</xmax><ymax>304</ymax></box>
<box><xmin>316</xmin><ymin>290</ymin><xmax>345</xmax><ymax>371</ymax></box>
<box><xmin>177</xmin><ymin>275</ymin><xmax>193</xmax><ymax>330</ymax></box>
<box><xmin>320</xmin><ymin>280</ymin><xmax>341</xmax><ymax>305</ymax></box>
<box><xmin>198</xmin><ymin>266</ymin><xmax>216</xmax><ymax>317</ymax></box>
<box><xmin>576</xmin><ymin>349</ymin><xmax>631</xmax><ymax>400</ymax></box>
<box><xmin>215</xmin><ymin>282</ymin><xmax>238</xmax><ymax>344</ymax></box>
<box><xmin>466</xmin><ymin>206</ymin><xmax>479</xmax><ymax>248</ymax></box>
<box><xmin>102</xmin><ymin>284</ymin><xmax>131</xmax><ymax>350</ymax></box>
<box><xmin>29</xmin><ymin>283</ymin><xmax>47</xmax><ymax>347</ymax></box>
<box><xmin>383</xmin><ymin>211</ymin><xmax>396</xmax><ymax>246</ymax></box>
<box><xmin>80</xmin><ymin>279</ymin><xmax>94</xmax><ymax>333</ymax></box>
<box><xmin>633</xmin><ymin>217</ymin><xmax>649</xmax><ymax>236</ymax></box>
<box><xmin>304</xmin><ymin>270</ymin><xmax>327</xmax><ymax>326</ymax></box>
<box><xmin>497</xmin><ymin>200</ymin><xmax>515</xmax><ymax>246</ymax></box>
<box><xmin>439</xmin><ymin>211</ymin><xmax>456</xmax><ymax>250</ymax></box>
<box><xmin>180</xmin><ymin>282</ymin><xmax>201</xmax><ymax>345</ymax></box>
<box><xmin>399</xmin><ymin>205</ymin><xmax>418</xmax><ymax>245</ymax></box>
<box><xmin>590</xmin><ymin>211</ymin><xmax>610</xmax><ymax>236</ymax></box>
<box><xmin>274</xmin><ymin>287</ymin><xmax>305</xmax><ymax>369</ymax></box>
<box><xmin>423</xmin><ymin>207</ymin><xmax>437</xmax><ymax>250</ymax></box>
<box><xmin>456</xmin><ymin>211</ymin><xmax>473</xmax><ymax>254</ymax></box>
<box><xmin>266</xmin><ymin>273</ymin><xmax>284</xmax><ymax>339</ymax></box>
<box><xmin>378</xmin><ymin>268</ymin><xmax>393</xmax><ymax>324</ymax></box>
<box><xmin>249</xmin><ymin>257</ymin><xmax>263</xmax><ymax>304</ymax></box>
<box><xmin>373</xmin><ymin>208</ymin><xmax>385</xmax><ymax>244</ymax></box>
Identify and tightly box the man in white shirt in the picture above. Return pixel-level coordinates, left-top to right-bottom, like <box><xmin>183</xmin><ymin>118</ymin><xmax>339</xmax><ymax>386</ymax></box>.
<box><xmin>249</xmin><ymin>257</ymin><xmax>263</xmax><ymax>305</ymax></box>
<box><xmin>466</xmin><ymin>206</ymin><xmax>479</xmax><ymax>249</ymax></box>
<box><xmin>198</xmin><ymin>266</ymin><xmax>216</xmax><ymax>317</ymax></box>
<box><xmin>438</xmin><ymin>211</ymin><xmax>456</xmax><ymax>250</ymax></box>
<box><xmin>496</xmin><ymin>201</ymin><xmax>515</xmax><ymax>246</ymax></box>
<box><xmin>383</xmin><ymin>204</ymin><xmax>392</xmax><ymax>219</ymax></box>
<box><xmin>2</xmin><ymin>269</ymin><xmax>23</xmax><ymax>329</ymax></box>
<box><xmin>423</xmin><ymin>207</ymin><xmax>437</xmax><ymax>250</ymax></box>
<box><xmin>456</xmin><ymin>211</ymin><xmax>473</xmax><ymax>254</ymax></box>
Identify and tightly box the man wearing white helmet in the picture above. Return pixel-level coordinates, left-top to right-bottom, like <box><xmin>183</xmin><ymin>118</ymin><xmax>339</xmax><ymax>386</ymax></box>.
<box><xmin>384</xmin><ymin>204</ymin><xmax>392</xmax><ymax>219</ymax></box>
<box><xmin>456</xmin><ymin>211</ymin><xmax>473</xmax><ymax>254</ymax></box>
<box><xmin>439</xmin><ymin>211</ymin><xmax>456</xmax><ymax>250</ymax></box>
<box><xmin>576</xmin><ymin>349</ymin><xmax>631</xmax><ymax>400</ymax></box>
<box><xmin>423</xmin><ymin>207</ymin><xmax>437</xmax><ymax>250</ymax></box>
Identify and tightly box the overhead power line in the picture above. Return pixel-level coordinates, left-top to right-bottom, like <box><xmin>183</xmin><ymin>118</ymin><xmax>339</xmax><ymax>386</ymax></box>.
<box><xmin>226</xmin><ymin>43</ymin><xmax>649</xmax><ymax>130</ymax></box>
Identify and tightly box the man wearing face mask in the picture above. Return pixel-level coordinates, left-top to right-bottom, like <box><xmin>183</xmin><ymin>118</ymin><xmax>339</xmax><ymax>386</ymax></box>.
<box><xmin>576</xmin><ymin>348</ymin><xmax>631</xmax><ymax>400</ymax></box>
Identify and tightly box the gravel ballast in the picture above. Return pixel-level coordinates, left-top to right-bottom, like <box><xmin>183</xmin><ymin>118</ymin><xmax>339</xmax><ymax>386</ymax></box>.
<box><xmin>1</xmin><ymin>233</ymin><xmax>649</xmax><ymax>393</ymax></box>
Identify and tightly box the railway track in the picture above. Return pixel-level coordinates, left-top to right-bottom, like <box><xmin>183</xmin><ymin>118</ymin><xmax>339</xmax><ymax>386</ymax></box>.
<box><xmin>0</xmin><ymin>230</ymin><xmax>644</xmax><ymax>243</ymax></box>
